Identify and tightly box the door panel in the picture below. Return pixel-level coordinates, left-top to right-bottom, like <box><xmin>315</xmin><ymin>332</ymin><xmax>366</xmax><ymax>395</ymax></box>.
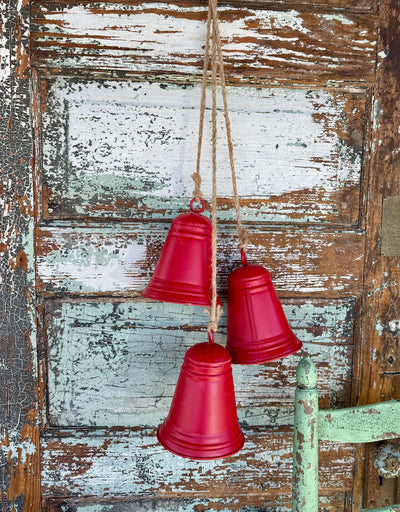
<box><xmin>31</xmin><ymin>2</ymin><xmax>377</xmax><ymax>84</ymax></box>
<box><xmin>40</xmin><ymin>78</ymin><xmax>368</xmax><ymax>225</ymax></box>
<box><xmin>45</xmin><ymin>299</ymin><xmax>354</xmax><ymax>428</ymax></box>
<box><xmin>16</xmin><ymin>0</ymin><xmax>399</xmax><ymax>510</ymax></box>
<box><xmin>35</xmin><ymin>223</ymin><xmax>364</xmax><ymax>296</ymax></box>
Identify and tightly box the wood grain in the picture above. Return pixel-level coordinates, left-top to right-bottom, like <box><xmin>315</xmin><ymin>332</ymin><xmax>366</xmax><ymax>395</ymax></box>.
<box><xmin>40</xmin><ymin>78</ymin><xmax>368</xmax><ymax>225</ymax></box>
<box><xmin>0</xmin><ymin>0</ymin><xmax>41</xmax><ymax>510</ymax></box>
<box><xmin>44</xmin><ymin>298</ymin><xmax>355</xmax><ymax>428</ymax></box>
<box><xmin>31</xmin><ymin>2</ymin><xmax>378</xmax><ymax>84</ymax></box>
<box><xmin>44</xmin><ymin>492</ymin><xmax>350</xmax><ymax>512</ymax></box>
<box><xmin>35</xmin><ymin>222</ymin><xmax>365</xmax><ymax>297</ymax></box>
<box><xmin>350</xmin><ymin>0</ymin><xmax>400</xmax><ymax>509</ymax></box>
<box><xmin>40</xmin><ymin>427</ymin><xmax>355</xmax><ymax>498</ymax></box>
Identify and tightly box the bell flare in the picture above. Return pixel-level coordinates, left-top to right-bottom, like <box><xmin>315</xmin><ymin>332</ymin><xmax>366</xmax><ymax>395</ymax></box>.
<box><xmin>157</xmin><ymin>342</ymin><xmax>245</xmax><ymax>460</ymax></box>
<box><xmin>141</xmin><ymin>212</ymin><xmax>215</xmax><ymax>307</ymax></box>
<box><xmin>226</xmin><ymin>264</ymin><xmax>303</xmax><ymax>365</ymax></box>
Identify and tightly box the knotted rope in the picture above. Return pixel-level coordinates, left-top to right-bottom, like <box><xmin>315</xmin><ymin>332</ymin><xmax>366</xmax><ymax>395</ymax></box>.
<box><xmin>195</xmin><ymin>0</ymin><xmax>249</xmax><ymax>336</ymax></box>
<box><xmin>206</xmin><ymin>3</ymin><xmax>223</xmax><ymax>336</ymax></box>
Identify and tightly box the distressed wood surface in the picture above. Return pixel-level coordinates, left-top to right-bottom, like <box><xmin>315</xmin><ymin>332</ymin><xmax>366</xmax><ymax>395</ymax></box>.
<box><xmin>44</xmin><ymin>492</ymin><xmax>351</xmax><ymax>512</ymax></box>
<box><xmin>0</xmin><ymin>0</ymin><xmax>41</xmax><ymax>510</ymax></box>
<box><xmin>44</xmin><ymin>298</ymin><xmax>354</xmax><ymax>428</ymax></box>
<box><xmin>40</xmin><ymin>78</ymin><xmax>368</xmax><ymax>225</ymax></box>
<box><xmin>292</xmin><ymin>357</ymin><xmax>319</xmax><ymax>512</ymax></box>
<box><xmin>319</xmin><ymin>401</ymin><xmax>400</xmax><ymax>443</ymax></box>
<box><xmin>31</xmin><ymin>2</ymin><xmax>378</xmax><ymax>84</ymax></box>
<box><xmin>349</xmin><ymin>0</ymin><xmax>400</xmax><ymax>509</ymax></box>
<box><xmin>40</xmin><ymin>427</ymin><xmax>355</xmax><ymax>498</ymax></box>
<box><xmin>35</xmin><ymin>222</ymin><xmax>365</xmax><ymax>297</ymax></box>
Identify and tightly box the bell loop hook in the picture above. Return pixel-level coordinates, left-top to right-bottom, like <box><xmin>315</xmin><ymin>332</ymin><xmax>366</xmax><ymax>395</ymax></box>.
<box><xmin>208</xmin><ymin>330</ymin><xmax>215</xmax><ymax>344</ymax></box>
<box><xmin>190</xmin><ymin>197</ymin><xmax>206</xmax><ymax>214</ymax></box>
<box><xmin>240</xmin><ymin>249</ymin><xmax>248</xmax><ymax>266</ymax></box>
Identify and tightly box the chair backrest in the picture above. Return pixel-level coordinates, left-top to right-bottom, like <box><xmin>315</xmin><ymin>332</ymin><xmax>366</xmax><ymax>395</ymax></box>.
<box><xmin>292</xmin><ymin>356</ymin><xmax>400</xmax><ymax>512</ymax></box>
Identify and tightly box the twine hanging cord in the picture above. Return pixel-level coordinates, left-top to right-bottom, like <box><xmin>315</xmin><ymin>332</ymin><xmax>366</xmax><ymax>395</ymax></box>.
<box><xmin>191</xmin><ymin>0</ymin><xmax>249</xmax><ymax>253</ymax></box>
<box><xmin>206</xmin><ymin>3</ymin><xmax>222</xmax><ymax>337</ymax></box>
<box><xmin>193</xmin><ymin>0</ymin><xmax>251</xmax><ymax>335</ymax></box>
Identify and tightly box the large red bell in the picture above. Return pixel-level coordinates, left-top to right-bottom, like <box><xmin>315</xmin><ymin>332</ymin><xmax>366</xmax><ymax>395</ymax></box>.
<box><xmin>157</xmin><ymin>337</ymin><xmax>245</xmax><ymax>460</ymax></box>
<box><xmin>141</xmin><ymin>199</ymin><xmax>214</xmax><ymax>306</ymax></box>
<box><xmin>226</xmin><ymin>254</ymin><xmax>302</xmax><ymax>364</ymax></box>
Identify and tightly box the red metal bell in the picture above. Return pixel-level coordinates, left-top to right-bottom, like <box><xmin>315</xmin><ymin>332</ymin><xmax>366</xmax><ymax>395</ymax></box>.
<box><xmin>226</xmin><ymin>255</ymin><xmax>302</xmax><ymax>364</ymax></box>
<box><xmin>141</xmin><ymin>199</ymin><xmax>214</xmax><ymax>306</ymax></box>
<box><xmin>157</xmin><ymin>337</ymin><xmax>245</xmax><ymax>460</ymax></box>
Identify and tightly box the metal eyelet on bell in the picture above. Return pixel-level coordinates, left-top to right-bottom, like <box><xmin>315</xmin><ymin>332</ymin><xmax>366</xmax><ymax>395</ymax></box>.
<box><xmin>190</xmin><ymin>197</ymin><xmax>206</xmax><ymax>214</ymax></box>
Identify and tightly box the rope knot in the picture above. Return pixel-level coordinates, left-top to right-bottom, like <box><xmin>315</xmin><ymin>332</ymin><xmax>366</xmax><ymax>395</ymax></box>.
<box><xmin>238</xmin><ymin>227</ymin><xmax>250</xmax><ymax>252</ymax></box>
<box><xmin>191</xmin><ymin>172</ymin><xmax>202</xmax><ymax>201</ymax></box>
<box><xmin>205</xmin><ymin>305</ymin><xmax>223</xmax><ymax>333</ymax></box>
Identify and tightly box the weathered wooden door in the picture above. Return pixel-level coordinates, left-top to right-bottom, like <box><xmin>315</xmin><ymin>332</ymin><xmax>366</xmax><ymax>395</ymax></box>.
<box><xmin>2</xmin><ymin>0</ymin><xmax>400</xmax><ymax>509</ymax></box>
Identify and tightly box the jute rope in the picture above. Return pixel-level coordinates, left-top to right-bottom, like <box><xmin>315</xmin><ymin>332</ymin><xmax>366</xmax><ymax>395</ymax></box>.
<box><xmin>206</xmin><ymin>7</ymin><xmax>223</xmax><ymax>335</ymax></box>
<box><xmin>191</xmin><ymin>1</ymin><xmax>212</xmax><ymax>202</ymax></box>
<box><xmin>208</xmin><ymin>0</ymin><xmax>249</xmax><ymax>253</ymax></box>
<box><xmin>196</xmin><ymin>0</ymin><xmax>250</xmax><ymax>334</ymax></box>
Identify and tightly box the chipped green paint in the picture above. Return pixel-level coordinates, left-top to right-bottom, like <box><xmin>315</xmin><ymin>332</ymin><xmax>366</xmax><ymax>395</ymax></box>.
<box><xmin>293</xmin><ymin>357</ymin><xmax>400</xmax><ymax>512</ymax></box>
<box><xmin>319</xmin><ymin>400</ymin><xmax>400</xmax><ymax>443</ymax></box>
<box><xmin>45</xmin><ymin>299</ymin><xmax>355</xmax><ymax>428</ymax></box>
<box><xmin>292</xmin><ymin>357</ymin><xmax>319</xmax><ymax>512</ymax></box>
<box><xmin>41</xmin><ymin>78</ymin><xmax>367</xmax><ymax>225</ymax></box>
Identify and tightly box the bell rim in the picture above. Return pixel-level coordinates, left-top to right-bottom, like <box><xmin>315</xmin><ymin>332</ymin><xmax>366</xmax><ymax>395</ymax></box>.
<box><xmin>229</xmin><ymin>338</ymin><xmax>303</xmax><ymax>365</ymax></box>
<box><xmin>157</xmin><ymin>426</ymin><xmax>245</xmax><ymax>460</ymax></box>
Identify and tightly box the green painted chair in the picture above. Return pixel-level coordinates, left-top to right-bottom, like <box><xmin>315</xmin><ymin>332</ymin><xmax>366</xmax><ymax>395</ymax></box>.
<box><xmin>292</xmin><ymin>356</ymin><xmax>400</xmax><ymax>512</ymax></box>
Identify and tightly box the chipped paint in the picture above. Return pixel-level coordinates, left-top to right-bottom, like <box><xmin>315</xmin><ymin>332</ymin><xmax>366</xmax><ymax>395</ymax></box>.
<box><xmin>35</xmin><ymin>223</ymin><xmax>365</xmax><ymax>296</ymax></box>
<box><xmin>292</xmin><ymin>357</ymin><xmax>318</xmax><ymax>512</ymax></box>
<box><xmin>31</xmin><ymin>3</ymin><xmax>377</xmax><ymax>84</ymax></box>
<box><xmin>0</xmin><ymin>0</ymin><xmax>40</xmax><ymax>509</ymax></box>
<box><xmin>45</xmin><ymin>299</ymin><xmax>355</xmax><ymax>428</ymax></box>
<box><xmin>319</xmin><ymin>400</ymin><xmax>400</xmax><ymax>443</ymax></box>
<box><xmin>41</xmin><ymin>78</ymin><xmax>367</xmax><ymax>224</ymax></box>
<box><xmin>373</xmin><ymin>99</ymin><xmax>383</xmax><ymax>131</ymax></box>
<box><xmin>40</xmin><ymin>427</ymin><xmax>355</xmax><ymax>499</ymax></box>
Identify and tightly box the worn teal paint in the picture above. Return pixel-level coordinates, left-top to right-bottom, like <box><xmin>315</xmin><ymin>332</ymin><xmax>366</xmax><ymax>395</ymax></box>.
<box><xmin>292</xmin><ymin>357</ymin><xmax>400</xmax><ymax>512</ymax></box>
<box><xmin>52</xmin><ymin>498</ymin><xmax>286</xmax><ymax>512</ymax></box>
<box><xmin>319</xmin><ymin>400</ymin><xmax>400</xmax><ymax>443</ymax></box>
<box><xmin>36</xmin><ymin>222</ymin><xmax>365</xmax><ymax>296</ymax></box>
<box><xmin>41</xmin><ymin>78</ymin><xmax>366</xmax><ymax>225</ymax></box>
<box><xmin>41</xmin><ymin>427</ymin><xmax>354</xmax><ymax>498</ymax></box>
<box><xmin>292</xmin><ymin>357</ymin><xmax>319</xmax><ymax>512</ymax></box>
<box><xmin>45</xmin><ymin>299</ymin><xmax>354</xmax><ymax>428</ymax></box>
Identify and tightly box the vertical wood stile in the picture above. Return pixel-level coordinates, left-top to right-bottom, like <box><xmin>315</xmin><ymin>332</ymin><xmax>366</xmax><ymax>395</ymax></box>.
<box><xmin>352</xmin><ymin>0</ymin><xmax>400</xmax><ymax>508</ymax></box>
<box><xmin>292</xmin><ymin>356</ymin><xmax>319</xmax><ymax>512</ymax></box>
<box><xmin>0</xmin><ymin>0</ymin><xmax>40</xmax><ymax>509</ymax></box>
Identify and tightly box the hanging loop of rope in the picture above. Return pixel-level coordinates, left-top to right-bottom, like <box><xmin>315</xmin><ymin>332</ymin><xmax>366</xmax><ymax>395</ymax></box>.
<box><xmin>206</xmin><ymin>3</ymin><xmax>223</xmax><ymax>336</ymax></box>
<box><xmin>208</xmin><ymin>0</ymin><xmax>249</xmax><ymax>254</ymax></box>
<box><xmin>199</xmin><ymin>0</ymin><xmax>250</xmax><ymax>335</ymax></box>
<box><xmin>191</xmin><ymin>0</ymin><xmax>212</xmax><ymax>203</ymax></box>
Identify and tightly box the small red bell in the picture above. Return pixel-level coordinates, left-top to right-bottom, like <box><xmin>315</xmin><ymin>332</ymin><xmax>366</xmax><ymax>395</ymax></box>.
<box><xmin>157</xmin><ymin>334</ymin><xmax>245</xmax><ymax>460</ymax></box>
<box><xmin>141</xmin><ymin>199</ymin><xmax>215</xmax><ymax>306</ymax></box>
<box><xmin>226</xmin><ymin>252</ymin><xmax>302</xmax><ymax>364</ymax></box>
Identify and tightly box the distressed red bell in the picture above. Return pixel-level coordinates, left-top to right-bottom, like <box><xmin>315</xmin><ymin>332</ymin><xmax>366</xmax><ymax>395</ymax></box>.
<box><xmin>226</xmin><ymin>253</ymin><xmax>302</xmax><ymax>364</ymax></box>
<box><xmin>141</xmin><ymin>199</ymin><xmax>214</xmax><ymax>306</ymax></box>
<box><xmin>157</xmin><ymin>336</ymin><xmax>245</xmax><ymax>460</ymax></box>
